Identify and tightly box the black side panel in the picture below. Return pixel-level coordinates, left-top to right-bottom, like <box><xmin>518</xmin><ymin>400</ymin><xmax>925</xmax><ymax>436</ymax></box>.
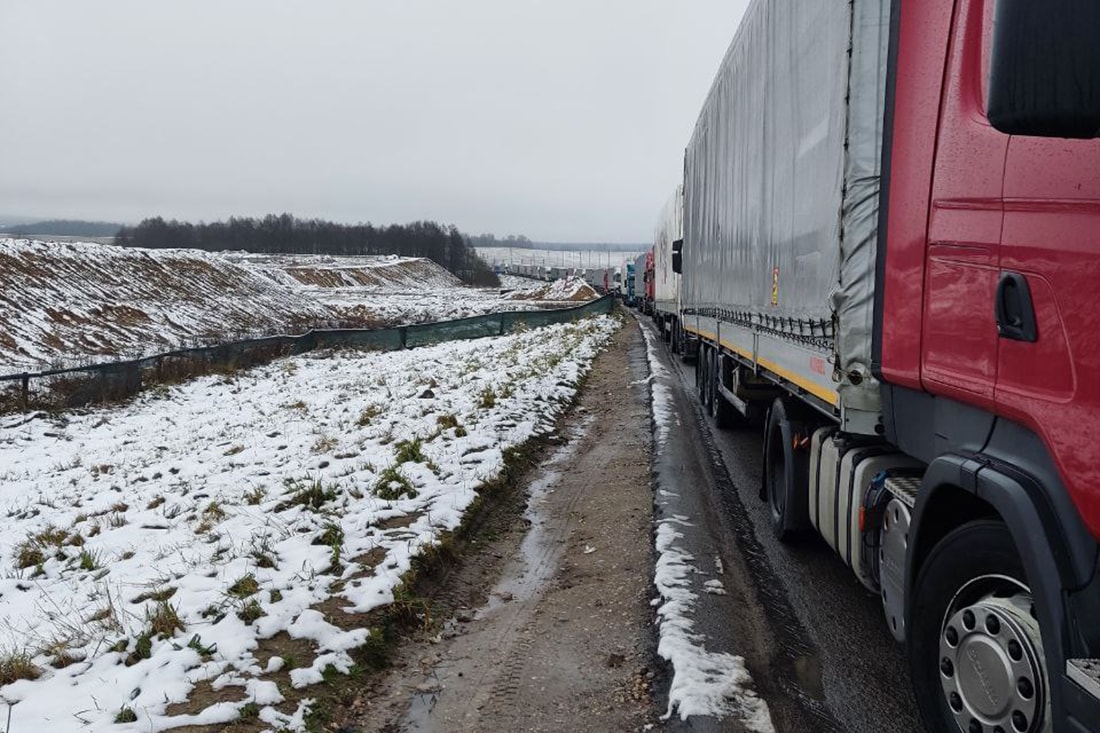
<box><xmin>871</xmin><ymin>0</ymin><xmax>904</xmax><ymax>380</ymax></box>
<box><xmin>881</xmin><ymin>383</ymin><xmax>996</xmax><ymax>463</ymax></box>
<box><xmin>981</xmin><ymin>419</ymin><xmax>1098</xmax><ymax>589</ymax></box>
<box><xmin>887</xmin><ymin>382</ymin><xmax>1097</xmax><ymax>588</ymax></box>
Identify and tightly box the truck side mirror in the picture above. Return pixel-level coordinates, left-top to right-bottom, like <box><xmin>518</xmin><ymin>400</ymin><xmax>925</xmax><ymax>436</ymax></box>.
<box><xmin>672</xmin><ymin>239</ymin><xmax>683</xmax><ymax>274</ymax></box>
<box><xmin>988</xmin><ymin>0</ymin><xmax>1100</xmax><ymax>138</ymax></box>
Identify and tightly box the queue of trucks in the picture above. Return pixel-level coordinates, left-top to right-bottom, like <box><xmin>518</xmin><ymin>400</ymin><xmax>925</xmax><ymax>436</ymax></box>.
<box><xmin>642</xmin><ymin>1</ymin><xmax>1100</xmax><ymax>731</ymax></box>
<box><xmin>497</xmin><ymin>261</ymin><xmax>628</xmax><ymax>296</ymax></box>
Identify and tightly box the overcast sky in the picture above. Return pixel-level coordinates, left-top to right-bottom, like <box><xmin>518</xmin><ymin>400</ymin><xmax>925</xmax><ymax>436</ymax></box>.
<box><xmin>0</xmin><ymin>1</ymin><xmax>749</xmax><ymax>243</ymax></box>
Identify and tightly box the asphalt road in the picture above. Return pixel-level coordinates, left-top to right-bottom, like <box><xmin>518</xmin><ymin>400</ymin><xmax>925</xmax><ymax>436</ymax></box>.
<box><xmin>644</xmin><ymin>316</ymin><xmax>923</xmax><ymax>733</ymax></box>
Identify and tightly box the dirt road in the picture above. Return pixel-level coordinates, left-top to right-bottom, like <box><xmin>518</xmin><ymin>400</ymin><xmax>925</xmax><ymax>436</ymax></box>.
<box><xmin>348</xmin><ymin>317</ymin><xmax>661</xmax><ymax>732</ymax></box>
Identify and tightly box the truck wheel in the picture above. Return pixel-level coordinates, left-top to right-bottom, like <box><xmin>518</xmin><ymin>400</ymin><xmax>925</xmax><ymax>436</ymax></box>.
<box><xmin>703</xmin><ymin>348</ymin><xmax>716</xmax><ymax>412</ymax></box>
<box><xmin>709</xmin><ymin>356</ymin><xmax>738</xmax><ymax>429</ymax></box>
<box><xmin>909</xmin><ymin>520</ymin><xmax>1050</xmax><ymax>733</ymax></box>
<box><xmin>711</xmin><ymin>390</ymin><xmax>738</xmax><ymax>428</ymax></box>
<box><xmin>695</xmin><ymin>345</ymin><xmax>706</xmax><ymax>403</ymax></box>
<box><xmin>764</xmin><ymin>398</ymin><xmax>810</xmax><ymax>541</ymax></box>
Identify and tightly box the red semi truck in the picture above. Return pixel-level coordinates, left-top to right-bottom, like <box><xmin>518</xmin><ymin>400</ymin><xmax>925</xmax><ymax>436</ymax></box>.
<box><xmin>675</xmin><ymin>0</ymin><xmax>1100</xmax><ymax>730</ymax></box>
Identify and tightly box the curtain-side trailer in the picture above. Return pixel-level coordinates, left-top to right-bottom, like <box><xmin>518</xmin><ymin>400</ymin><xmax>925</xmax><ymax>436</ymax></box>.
<box><xmin>632</xmin><ymin>253</ymin><xmax>647</xmax><ymax>311</ymax></box>
<box><xmin>677</xmin><ymin>0</ymin><xmax>1100</xmax><ymax>731</ymax></box>
<box><xmin>584</xmin><ymin>267</ymin><xmax>607</xmax><ymax>293</ymax></box>
<box><xmin>653</xmin><ymin>185</ymin><xmax>687</xmax><ymax>353</ymax></box>
<box><xmin>625</xmin><ymin>261</ymin><xmax>637</xmax><ymax>305</ymax></box>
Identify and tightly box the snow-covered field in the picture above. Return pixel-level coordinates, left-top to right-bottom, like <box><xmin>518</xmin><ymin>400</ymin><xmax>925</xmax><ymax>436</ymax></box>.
<box><xmin>0</xmin><ymin>239</ymin><xmax>600</xmax><ymax>376</ymax></box>
<box><xmin>0</xmin><ymin>316</ymin><xmax>617</xmax><ymax>731</ymax></box>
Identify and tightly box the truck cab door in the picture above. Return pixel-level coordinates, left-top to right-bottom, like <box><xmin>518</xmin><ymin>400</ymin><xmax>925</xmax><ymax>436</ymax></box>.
<box><xmin>995</xmin><ymin>135</ymin><xmax>1100</xmax><ymax>532</ymax></box>
<box><xmin>920</xmin><ymin>0</ymin><xmax>1006</xmax><ymax>410</ymax></box>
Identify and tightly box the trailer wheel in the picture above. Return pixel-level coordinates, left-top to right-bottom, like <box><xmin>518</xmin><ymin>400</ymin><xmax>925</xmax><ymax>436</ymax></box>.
<box><xmin>764</xmin><ymin>398</ymin><xmax>810</xmax><ymax>541</ymax></box>
<box><xmin>909</xmin><ymin>520</ymin><xmax>1050</xmax><ymax>733</ymax></box>
<box><xmin>709</xmin><ymin>356</ymin><xmax>738</xmax><ymax>429</ymax></box>
<box><xmin>694</xmin><ymin>344</ymin><xmax>705</xmax><ymax>403</ymax></box>
<box><xmin>703</xmin><ymin>348</ymin><xmax>716</xmax><ymax>412</ymax></box>
<box><xmin>711</xmin><ymin>390</ymin><xmax>738</xmax><ymax>428</ymax></box>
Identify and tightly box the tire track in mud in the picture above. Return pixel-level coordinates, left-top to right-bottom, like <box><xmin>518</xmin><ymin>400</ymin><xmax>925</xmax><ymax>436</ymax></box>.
<box><xmin>384</xmin><ymin>318</ymin><xmax>658</xmax><ymax>733</ymax></box>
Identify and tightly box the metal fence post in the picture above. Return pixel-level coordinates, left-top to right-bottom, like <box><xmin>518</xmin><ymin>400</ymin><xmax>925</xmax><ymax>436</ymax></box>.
<box><xmin>20</xmin><ymin>373</ymin><xmax>29</xmax><ymax>409</ymax></box>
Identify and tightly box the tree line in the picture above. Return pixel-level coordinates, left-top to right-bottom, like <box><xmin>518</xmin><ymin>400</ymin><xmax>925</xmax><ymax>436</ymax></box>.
<box><xmin>114</xmin><ymin>215</ymin><xmax>499</xmax><ymax>286</ymax></box>
<box><xmin>9</xmin><ymin>219</ymin><xmax>124</xmax><ymax>237</ymax></box>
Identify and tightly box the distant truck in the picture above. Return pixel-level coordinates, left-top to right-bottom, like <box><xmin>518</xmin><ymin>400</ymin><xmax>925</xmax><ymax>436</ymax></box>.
<box><xmin>583</xmin><ymin>267</ymin><xmax>608</xmax><ymax>294</ymax></box>
<box><xmin>632</xmin><ymin>253</ymin><xmax>647</xmax><ymax>312</ymax></box>
<box><xmin>652</xmin><ymin>185</ymin><xmax>693</xmax><ymax>356</ymax></box>
<box><xmin>635</xmin><ymin>250</ymin><xmax>655</xmax><ymax>314</ymax></box>
<box><xmin>673</xmin><ymin>1</ymin><xmax>1100</xmax><ymax>731</ymax></box>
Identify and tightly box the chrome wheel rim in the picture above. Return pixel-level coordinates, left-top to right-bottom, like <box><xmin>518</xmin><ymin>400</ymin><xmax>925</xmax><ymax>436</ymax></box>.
<box><xmin>938</xmin><ymin>575</ymin><xmax>1049</xmax><ymax>733</ymax></box>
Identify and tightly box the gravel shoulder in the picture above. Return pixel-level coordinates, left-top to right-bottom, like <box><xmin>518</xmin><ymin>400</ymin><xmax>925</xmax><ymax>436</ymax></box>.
<box><xmin>346</xmin><ymin>317</ymin><xmax>659</xmax><ymax>732</ymax></box>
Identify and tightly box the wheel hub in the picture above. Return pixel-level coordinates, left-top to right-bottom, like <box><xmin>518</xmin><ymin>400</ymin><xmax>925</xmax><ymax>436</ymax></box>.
<box><xmin>939</xmin><ymin>583</ymin><xmax>1047</xmax><ymax>733</ymax></box>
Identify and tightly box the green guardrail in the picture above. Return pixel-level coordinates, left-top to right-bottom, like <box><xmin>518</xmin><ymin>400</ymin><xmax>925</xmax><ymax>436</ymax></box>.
<box><xmin>1</xmin><ymin>295</ymin><xmax>616</xmax><ymax>408</ymax></box>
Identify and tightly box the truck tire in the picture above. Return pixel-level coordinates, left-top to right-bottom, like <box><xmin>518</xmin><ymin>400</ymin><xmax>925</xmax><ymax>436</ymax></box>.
<box><xmin>695</xmin><ymin>344</ymin><xmax>705</xmax><ymax>403</ymax></box>
<box><xmin>908</xmin><ymin>520</ymin><xmax>1050</xmax><ymax>733</ymax></box>
<box><xmin>764</xmin><ymin>397</ymin><xmax>811</xmax><ymax>541</ymax></box>
<box><xmin>709</xmin><ymin>355</ymin><xmax>739</xmax><ymax>429</ymax></box>
<box><xmin>703</xmin><ymin>348</ymin><xmax>716</xmax><ymax>412</ymax></box>
<box><xmin>711</xmin><ymin>390</ymin><xmax>738</xmax><ymax>428</ymax></box>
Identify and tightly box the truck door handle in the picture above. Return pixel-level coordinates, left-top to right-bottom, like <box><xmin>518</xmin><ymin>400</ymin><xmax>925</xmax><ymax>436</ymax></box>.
<box><xmin>994</xmin><ymin>271</ymin><xmax>1038</xmax><ymax>342</ymax></box>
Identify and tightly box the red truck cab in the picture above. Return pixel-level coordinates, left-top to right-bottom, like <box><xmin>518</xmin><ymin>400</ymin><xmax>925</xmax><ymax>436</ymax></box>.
<box><xmin>876</xmin><ymin>0</ymin><xmax>1100</xmax><ymax>729</ymax></box>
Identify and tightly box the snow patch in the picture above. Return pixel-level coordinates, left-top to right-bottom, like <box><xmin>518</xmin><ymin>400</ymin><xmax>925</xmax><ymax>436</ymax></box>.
<box><xmin>703</xmin><ymin>579</ymin><xmax>728</xmax><ymax>596</ymax></box>
<box><xmin>642</xmin><ymin>319</ymin><xmax>775</xmax><ymax>732</ymax></box>
<box><xmin>654</xmin><ymin>520</ymin><xmax>774</xmax><ymax>730</ymax></box>
<box><xmin>640</xmin><ymin>325</ymin><xmax>675</xmax><ymax>447</ymax></box>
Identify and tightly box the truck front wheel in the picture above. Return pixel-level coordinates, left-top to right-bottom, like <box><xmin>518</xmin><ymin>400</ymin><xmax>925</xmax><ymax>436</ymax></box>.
<box><xmin>909</xmin><ymin>520</ymin><xmax>1050</xmax><ymax>733</ymax></box>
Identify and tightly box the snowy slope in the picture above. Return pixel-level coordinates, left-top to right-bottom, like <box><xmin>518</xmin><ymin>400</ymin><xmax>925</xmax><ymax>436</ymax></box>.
<box><xmin>0</xmin><ymin>316</ymin><xmax>617</xmax><ymax>731</ymax></box>
<box><xmin>0</xmin><ymin>239</ymin><xmax>340</xmax><ymax>374</ymax></box>
<box><xmin>228</xmin><ymin>253</ymin><xmax>463</xmax><ymax>290</ymax></box>
<box><xmin>506</xmin><ymin>276</ymin><xmax>599</xmax><ymax>302</ymax></box>
<box><xmin>0</xmin><ymin>240</ymin><xmax>599</xmax><ymax>377</ymax></box>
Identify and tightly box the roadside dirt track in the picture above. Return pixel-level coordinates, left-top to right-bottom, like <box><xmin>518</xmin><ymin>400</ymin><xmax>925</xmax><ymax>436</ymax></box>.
<box><xmin>347</xmin><ymin>317</ymin><xmax>661</xmax><ymax>732</ymax></box>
